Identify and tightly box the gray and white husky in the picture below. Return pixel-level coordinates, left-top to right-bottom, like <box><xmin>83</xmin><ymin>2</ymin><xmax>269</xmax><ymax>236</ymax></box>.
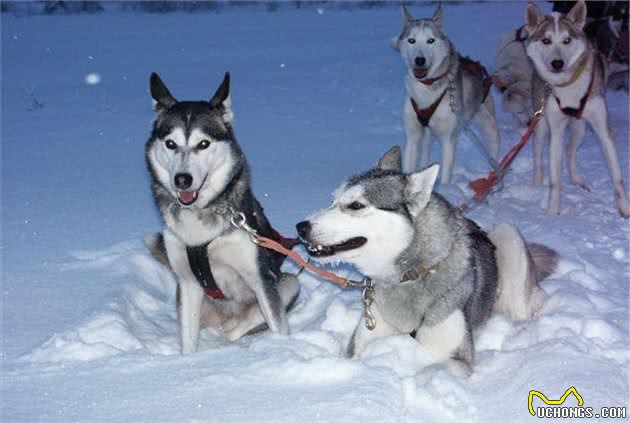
<box><xmin>525</xmin><ymin>1</ymin><xmax>630</xmax><ymax>217</ymax></box>
<box><xmin>297</xmin><ymin>147</ymin><xmax>558</xmax><ymax>375</ymax></box>
<box><xmin>145</xmin><ymin>73</ymin><xmax>299</xmax><ymax>353</ymax></box>
<box><xmin>393</xmin><ymin>5</ymin><xmax>500</xmax><ymax>183</ymax></box>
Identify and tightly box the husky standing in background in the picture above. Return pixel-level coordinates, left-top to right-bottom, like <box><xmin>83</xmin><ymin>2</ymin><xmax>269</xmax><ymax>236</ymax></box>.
<box><xmin>145</xmin><ymin>73</ymin><xmax>299</xmax><ymax>353</ymax></box>
<box><xmin>494</xmin><ymin>25</ymin><xmax>534</xmax><ymax>127</ymax></box>
<box><xmin>393</xmin><ymin>5</ymin><xmax>500</xmax><ymax>183</ymax></box>
<box><xmin>297</xmin><ymin>147</ymin><xmax>558</xmax><ymax>375</ymax></box>
<box><xmin>525</xmin><ymin>1</ymin><xmax>630</xmax><ymax>217</ymax></box>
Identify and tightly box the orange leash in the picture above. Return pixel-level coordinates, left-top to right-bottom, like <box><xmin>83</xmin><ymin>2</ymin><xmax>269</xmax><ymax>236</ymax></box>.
<box><xmin>255</xmin><ymin>235</ymin><xmax>364</xmax><ymax>288</ymax></box>
<box><xmin>469</xmin><ymin>110</ymin><xmax>544</xmax><ymax>203</ymax></box>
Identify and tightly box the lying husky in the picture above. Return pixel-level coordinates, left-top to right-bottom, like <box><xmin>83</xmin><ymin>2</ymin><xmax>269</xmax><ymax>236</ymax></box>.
<box><xmin>525</xmin><ymin>1</ymin><xmax>630</xmax><ymax>217</ymax></box>
<box><xmin>145</xmin><ymin>73</ymin><xmax>299</xmax><ymax>353</ymax></box>
<box><xmin>393</xmin><ymin>5</ymin><xmax>500</xmax><ymax>183</ymax></box>
<box><xmin>297</xmin><ymin>147</ymin><xmax>557</xmax><ymax>375</ymax></box>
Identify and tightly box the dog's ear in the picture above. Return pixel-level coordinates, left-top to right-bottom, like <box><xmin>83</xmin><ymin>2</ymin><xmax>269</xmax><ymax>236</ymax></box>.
<box><xmin>390</xmin><ymin>36</ymin><xmax>400</xmax><ymax>51</ymax></box>
<box><xmin>566</xmin><ymin>0</ymin><xmax>587</xmax><ymax>31</ymax></box>
<box><xmin>432</xmin><ymin>4</ymin><xmax>443</xmax><ymax>28</ymax></box>
<box><xmin>404</xmin><ymin>164</ymin><xmax>439</xmax><ymax>216</ymax></box>
<box><xmin>210</xmin><ymin>72</ymin><xmax>233</xmax><ymax>124</ymax></box>
<box><xmin>401</xmin><ymin>5</ymin><xmax>413</xmax><ymax>25</ymax></box>
<box><xmin>525</xmin><ymin>3</ymin><xmax>545</xmax><ymax>33</ymax></box>
<box><xmin>150</xmin><ymin>72</ymin><xmax>177</xmax><ymax>112</ymax></box>
<box><xmin>377</xmin><ymin>146</ymin><xmax>402</xmax><ymax>172</ymax></box>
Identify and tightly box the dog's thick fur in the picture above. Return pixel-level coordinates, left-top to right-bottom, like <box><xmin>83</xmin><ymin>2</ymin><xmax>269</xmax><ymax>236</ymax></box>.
<box><xmin>145</xmin><ymin>73</ymin><xmax>299</xmax><ymax>353</ymax></box>
<box><xmin>393</xmin><ymin>5</ymin><xmax>500</xmax><ymax>184</ymax></box>
<box><xmin>525</xmin><ymin>1</ymin><xmax>629</xmax><ymax>217</ymax></box>
<box><xmin>297</xmin><ymin>147</ymin><xmax>558</xmax><ymax>375</ymax></box>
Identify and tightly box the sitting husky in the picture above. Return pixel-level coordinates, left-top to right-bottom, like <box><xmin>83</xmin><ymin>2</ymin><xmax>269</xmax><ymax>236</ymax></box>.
<box><xmin>393</xmin><ymin>5</ymin><xmax>500</xmax><ymax>183</ymax></box>
<box><xmin>296</xmin><ymin>147</ymin><xmax>557</xmax><ymax>375</ymax></box>
<box><xmin>524</xmin><ymin>1</ymin><xmax>630</xmax><ymax>217</ymax></box>
<box><xmin>145</xmin><ymin>73</ymin><xmax>299</xmax><ymax>353</ymax></box>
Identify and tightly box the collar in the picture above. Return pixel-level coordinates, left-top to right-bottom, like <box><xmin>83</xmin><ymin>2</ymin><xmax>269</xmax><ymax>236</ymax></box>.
<box><xmin>554</xmin><ymin>54</ymin><xmax>589</xmax><ymax>88</ymax></box>
<box><xmin>399</xmin><ymin>264</ymin><xmax>434</xmax><ymax>283</ymax></box>
<box><xmin>417</xmin><ymin>54</ymin><xmax>454</xmax><ymax>86</ymax></box>
<box><xmin>553</xmin><ymin>56</ymin><xmax>596</xmax><ymax>120</ymax></box>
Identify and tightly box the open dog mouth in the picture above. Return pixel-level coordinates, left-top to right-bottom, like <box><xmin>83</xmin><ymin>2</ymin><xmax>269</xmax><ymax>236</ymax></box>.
<box><xmin>303</xmin><ymin>237</ymin><xmax>367</xmax><ymax>257</ymax></box>
<box><xmin>413</xmin><ymin>67</ymin><xmax>428</xmax><ymax>79</ymax></box>
<box><xmin>177</xmin><ymin>190</ymin><xmax>199</xmax><ymax>206</ymax></box>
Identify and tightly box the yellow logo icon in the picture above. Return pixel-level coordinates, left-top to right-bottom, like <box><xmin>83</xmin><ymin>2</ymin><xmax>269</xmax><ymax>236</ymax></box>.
<box><xmin>528</xmin><ymin>387</ymin><xmax>584</xmax><ymax>416</ymax></box>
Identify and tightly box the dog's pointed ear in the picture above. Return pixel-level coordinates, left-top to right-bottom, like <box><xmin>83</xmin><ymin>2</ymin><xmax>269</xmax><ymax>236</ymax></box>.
<box><xmin>210</xmin><ymin>72</ymin><xmax>233</xmax><ymax>124</ymax></box>
<box><xmin>432</xmin><ymin>4</ymin><xmax>443</xmax><ymax>28</ymax></box>
<box><xmin>377</xmin><ymin>146</ymin><xmax>402</xmax><ymax>172</ymax></box>
<box><xmin>401</xmin><ymin>5</ymin><xmax>413</xmax><ymax>25</ymax></box>
<box><xmin>150</xmin><ymin>72</ymin><xmax>177</xmax><ymax>112</ymax></box>
<box><xmin>525</xmin><ymin>2</ymin><xmax>545</xmax><ymax>33</ymax></box>
<box><xmin>404</xmin><ymin>164</ymin><xmax>439</xmax><ymax>216</ymax></box>
<box><xmin>566</xmin><ymin>0</ymin><xmax>587</xmax><ymax>31</ymax></box>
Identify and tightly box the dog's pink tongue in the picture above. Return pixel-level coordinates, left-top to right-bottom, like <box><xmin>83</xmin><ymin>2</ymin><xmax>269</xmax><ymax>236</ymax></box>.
<box><xmin>179</xmin><ymin>191</ymin><xmax>195</xmax><ymax>204</ymax></box>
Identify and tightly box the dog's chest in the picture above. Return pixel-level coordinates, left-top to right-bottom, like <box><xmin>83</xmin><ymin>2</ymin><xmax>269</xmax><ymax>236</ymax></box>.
<box><xmin>165</xmin><ymin>209</ymin><xmax>229</xmax><ymax>246</ymax></box>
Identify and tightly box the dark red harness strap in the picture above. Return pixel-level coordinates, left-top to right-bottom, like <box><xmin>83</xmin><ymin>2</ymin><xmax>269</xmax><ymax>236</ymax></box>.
<box><xmin>514</xmin><ymin>25</ymin><xmax>528</xmax><ymax>42</ymax></box>
<box><xmin>410</xmin><ymin>90</ymin><xmax>447</xmax><ymax>127</ymax></box>
<box><xmin>459</xmin><ymin>56</ymin><xmax>492</xmax><ymax>104</ymax></box>
<box><xmin>554</xmin><ymin>59</ymin><xmax>597</xmax><ymax>120</ymax></box>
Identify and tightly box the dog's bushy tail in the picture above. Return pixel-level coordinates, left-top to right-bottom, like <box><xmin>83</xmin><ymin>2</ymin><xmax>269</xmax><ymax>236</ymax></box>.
<box><xmin>489</xmin><ymin>224</ymin><xmax>559</xmax><ymax>321</ymax></box>
<box><xmin>144</xmin><ymin>232</ymin><xmax>170</xmax><ymax>268</ymax></box>
<box><xmin>527</xmin><ymin>243</ymin><xmax>559</xmax><ymax>282</ymax></box>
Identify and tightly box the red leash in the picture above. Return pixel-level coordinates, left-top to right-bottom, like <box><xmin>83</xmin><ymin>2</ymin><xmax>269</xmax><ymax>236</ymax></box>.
<box><xmin>468</xmin><ymin>110</ymin><xmax>544</xmax><ymax>203</ymax></box>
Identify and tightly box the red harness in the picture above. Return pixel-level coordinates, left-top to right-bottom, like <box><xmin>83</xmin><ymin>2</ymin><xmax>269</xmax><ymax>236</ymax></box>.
<box><xmin>410</xmin><ymin>57</ymin><xmax>491</xmax><ymax>127</ymax></box>
<box><xmin>553</xmin><ymin>61</ymin><xmax>596</xmax><ymax>120</ymax></box>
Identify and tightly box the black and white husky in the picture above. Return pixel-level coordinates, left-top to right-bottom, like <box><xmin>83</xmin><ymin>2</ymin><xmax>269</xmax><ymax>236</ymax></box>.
<box><xmin>145</xmin><ymin>73</ymin><xmax>299</xmax><ymax>353</ymax></box>
<box><xmin>525</xmin><ymin>1</ymin><xmax>629</xmax><ymax>217</ymax></box>
<box><xmin>393</xmin><ymin>5</ymin><xmax>500</xmax><ymax>183</ymax></box>
<box><xmin>297</xmin><ymin>147</ymin><xmax>558</xmax><ymax>375</ymax></box>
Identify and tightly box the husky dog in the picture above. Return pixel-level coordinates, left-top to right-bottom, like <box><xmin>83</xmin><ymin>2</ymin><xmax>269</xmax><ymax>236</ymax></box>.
<box><xmin>392</xmin><ymin>5</ymin><xmax>500</xmax><ymax>183</ymax></box>
<box><xmin>145</xmin><ymin>73</ymin><xmax>299</xmax><ymax>353</ymax></box>
<box><xmin>525</xmin><ymin>1</ymin><xmax>630</xmax><ymax>217</ymax></box>
<box><xmin>495</xmin><ymin>25</ymin><xmax>534</xmax><ymax>127</ymax></box>
<box><xmin>296</xmin><ymin>147</ymin><xmax>558</xmax><ymax>375</ymax></box>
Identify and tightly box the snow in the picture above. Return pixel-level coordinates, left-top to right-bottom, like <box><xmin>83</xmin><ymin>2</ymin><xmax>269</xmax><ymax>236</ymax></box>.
<box><xmin>2</xmin><ymin>2</ymin><xmax>629</xmax><ymax>422</ymax></box>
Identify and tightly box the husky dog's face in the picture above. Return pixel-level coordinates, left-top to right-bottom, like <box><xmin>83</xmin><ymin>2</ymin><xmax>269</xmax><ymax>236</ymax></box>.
<box><xmin>297</xmin><ymin>147</ymin><xmax>439</xmax><ymax>280</ymax></box>
<box><xmin>146</xmin><ymin>73</ymin><xmax>237</xmax><ymax>208</ymax></box>
<box><xmin>392</xmin><ymin>5</ymin><xmax>450</xmax><ymax>80</ymax></box>
<box><xmin>525</xmin><ymin>1</ymin><xmax>588</xmax><ymax>84</ymax></box>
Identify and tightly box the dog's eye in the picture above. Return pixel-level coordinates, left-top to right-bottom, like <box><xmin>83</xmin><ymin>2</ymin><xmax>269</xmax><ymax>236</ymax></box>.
<box><xmin>563</xmin><ymin>37</ymin><xmax>571</xmax><ymax>45</ymax></box>
<box><xmin>427</xmin><ymin>38</ymin><xmax>435</xmax><ymax>44</ymax></box>
<box><xmin>347</xmin><ymin>201</ymin><xmax>366</xmax><ymax>211</ymax></box>
<box><xmin>197</xmin><ymin>140</ymin><xmax>211</xmax><ymax>150</ymax></box>
<box><xmin>164</xmin><ymin>139</ymin><xmax>177</xmax><ymax>150</ymax></box>
<box><xmin>542</xmin><ymin>38</ymin><xmax>551</xmax><ymax>45</ymax></box>
<box><xmin>407</xmin><ymin>38</ymin><xmax>416</xmax><ymax>44</ymax></box>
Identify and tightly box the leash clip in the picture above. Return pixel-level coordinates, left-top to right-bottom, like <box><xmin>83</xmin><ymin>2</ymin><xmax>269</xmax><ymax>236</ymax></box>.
<box><xmin>229</xmin><ymin>210</ymin><xmax>260</xmax><ymax>244</ymax></box>
<box><xmin>361</xmin><ymin>277</ymin><xmax>376</xmax><ymax>331</ymax></box>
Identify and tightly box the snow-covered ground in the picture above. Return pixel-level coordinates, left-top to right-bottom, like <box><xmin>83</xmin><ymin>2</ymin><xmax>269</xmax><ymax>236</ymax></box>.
<box><xmin>2</xmin><ymin>2</ymin><xmax>629</xmax><ymax>422</ymax></box>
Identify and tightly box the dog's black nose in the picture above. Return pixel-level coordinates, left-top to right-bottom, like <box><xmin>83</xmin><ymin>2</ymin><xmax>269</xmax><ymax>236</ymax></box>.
<box><xmin>415</xmin><ymin>57</ymin><xmax>426</xmax><ymax>67</ymax></box>
<box><xmin>551</xmin><ymin>59</ymin><xmax>564</xmax><ymax>71</ymax></box>
<box><xmin>296</xmin><ymin>221</ymin><xmax>311</xmax><ymax>239</ymax></box>
<box><xmin>174</xmin><ymin>173</ymin><xmax>193</xmax><ymax>190</ymax></box>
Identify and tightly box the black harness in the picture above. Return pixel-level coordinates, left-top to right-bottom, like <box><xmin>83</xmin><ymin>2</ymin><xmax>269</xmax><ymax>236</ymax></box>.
<box><xmin>186</xmin><ymin>244</ymin><xmax>225</xmax><ymax>299</ymax></box>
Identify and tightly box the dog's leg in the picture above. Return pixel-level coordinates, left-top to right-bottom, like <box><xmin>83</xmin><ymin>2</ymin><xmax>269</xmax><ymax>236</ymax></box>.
<box><xmin>546</xmin><ymin>110</ymin><xmax>570</xmax><ymax>215</ymax></box>
<box><xmin>223</xmin><ymin>273</ymin><xmax>299</xmax><ymax>341</ymax></box>
<box><xmin>438</xmin><ymin>132</ymin><xmax>457</xmax><ymax>184</ymax></box>
<box><xmin>403</xmin><ymin>101</ymin><xmax>429</xmax><ymax>172</ymax></box>
<box><xmin>163</xmin><ymin>230</ymin><xmax>205</xmax><ymax>354</ymax></box>
<box><xmin>567</xmin><ymin>119</ymin><xmax>588</xmax><ymax>190</ymax></box>
<box><xmin>586</xmin><ymin>96</ymin><xmax>630</xmax><ymax>217</ymax></box>
<box><xmin>347</xmin><ymin>304</ymin><xmax>400</xmax><ymax>358</ymax></box>
<box><xmin>533</xmin><ymin>118</ymin><xmax>549</xmax><ymax>186</ymax></box>
<box><xmin>416</xmin><ymin>309</ymin><xmax>472</xmax><ymax>377</ymax></box>
<box><xmin>474</xmin><ymin>96</ymin><xmax>500</xmax><ymax>160</ymax></box>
